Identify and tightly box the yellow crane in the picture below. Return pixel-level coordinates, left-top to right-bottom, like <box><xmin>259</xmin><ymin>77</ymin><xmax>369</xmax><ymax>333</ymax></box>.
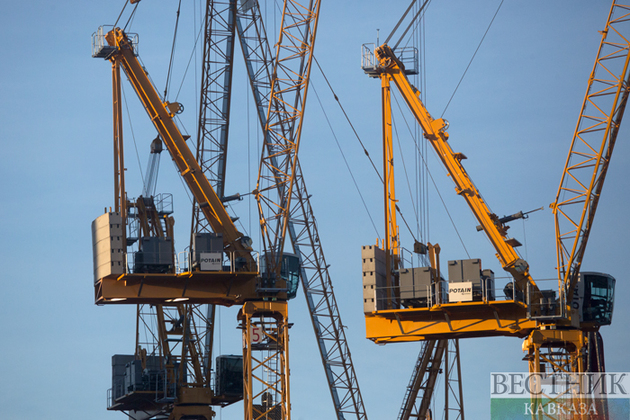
<box><xmin>361</xmin><ymin>0</ymin><xmax>628</xmax><ymax>417</ymax></box>
<box><xmin>361</xmin><ymin>41</ymin><xmax>539</xmax><ymax>343</ymax></box>
<box><xmin>93</xmin><ymin>26</ymin><xmax>271</xmax><ymax>420</ymax></box>
<box><xmin>90</xmin><ymin>0</ymin><xmax>360</xmax><ymax>419</ymax></box>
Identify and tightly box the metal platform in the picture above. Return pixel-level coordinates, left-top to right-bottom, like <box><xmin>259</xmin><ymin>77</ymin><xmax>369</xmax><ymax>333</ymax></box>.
<box><xmin>95</xmin><ymin>270</ymin><xmax>263</xmax><ymax>305</ymax></box>
<box><xmin>365</xmin><ymin>299</ymin><xmax>538</xmax><ymax>343</ymax></box>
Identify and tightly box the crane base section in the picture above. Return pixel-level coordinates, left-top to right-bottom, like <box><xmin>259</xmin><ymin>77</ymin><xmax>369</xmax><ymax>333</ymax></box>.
<box><xmin>365</xmin><ymin>300</ymin><xmax>537</xmax><ymax>343</ymax></box>
<box><xmin>95</xmin><ymin>271</ymin><xmax>264</xmax><ymax>305</ymax></box>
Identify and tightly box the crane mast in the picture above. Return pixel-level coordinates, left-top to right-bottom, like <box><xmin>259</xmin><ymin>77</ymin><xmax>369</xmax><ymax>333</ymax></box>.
<box><xmin>193</xmin><ymin>0</ymin><xmax>236</xmax><ymax>232</ymax></box>
<box><xmin>237</xmin><ymin>1</ymin><xmax>367</xmax><ymax>417</ymax></box>
<box><xmin>244</xmin><ymin>2</ymin><xmax>322</xmax><ymax>419</ymax></box>
<box><xmin>397</xmin><ymin>246</ymin><xmax>464</xmax><ymax>420</ymax></box>
<box><xmin>235</xmin><ymin>2</ymin><xmax>366</xmax><ymax>416</ymax></box>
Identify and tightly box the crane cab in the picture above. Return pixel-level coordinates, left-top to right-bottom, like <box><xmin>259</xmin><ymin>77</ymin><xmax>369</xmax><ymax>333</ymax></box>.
<box><xmin>574</xmin><ymin>272</ymin><xmax>616</xmax><ymax>328</ymax></box>
<box><xmin>259</xmin><ymin>253</ymin><xmax>301</xmax><ymax>300</ymax></box>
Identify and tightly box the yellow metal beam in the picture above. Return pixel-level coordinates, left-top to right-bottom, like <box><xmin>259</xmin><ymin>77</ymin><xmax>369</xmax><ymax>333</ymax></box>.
<box><xmin>381</xmin><ymin>73</ymin><xmax>400</xmax><ymax>309</ymax></box>
<box><xmin>112</xmin><ymin>60</ymin><xmax>126</xmax><ymax>223</ymax></box>
<box><xmin>365</xmin><ymin>301</ymin><xmax>537</xmax><ymax>343</ymax></box>
<box><xmin>95</xmin><ymin>271</ymin><xmax>264</xmax><ymax>305</ymax></box>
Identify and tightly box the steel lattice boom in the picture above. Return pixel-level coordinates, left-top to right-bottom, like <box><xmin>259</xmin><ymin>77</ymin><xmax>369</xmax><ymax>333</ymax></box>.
<box><xmin>192</xmin><ymin>0</ymin><xmax>237</xmax><ymax>233</ymax></box>
<box><xmin>237</xmin><ymin>2</ymin><xmax>367</xmax><ymax>417</ymax></box>
<box><xmin>552</xmin><ymin>1</ymin><xmax>630</xmax><ymax>301</ymax></box>
<box><xmin>255</xmin><ymin>0</ymin><xmax>321</xmax><ymax>282</ymax></box>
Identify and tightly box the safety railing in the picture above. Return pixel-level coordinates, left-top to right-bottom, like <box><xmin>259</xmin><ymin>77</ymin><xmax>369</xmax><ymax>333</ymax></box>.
<box><xmin>125</xmin><ymin>207</ymin><xmax>140</xmax><ymax>246</ymax></box>
<box><xmin>92</xmin><ymin>25</ymin><xmax>138</xmax><ymax>59</ymax></box>
<box><xmin>123</xmin><ymin>248</ymin><xmax>260</xmax><ymax>276</ymax></box>
<box><xmin>107</xmin><ymin>386</ymin><xmax>118</xmax><ymax>409</ymax></box>
<box><xmin>176</xmin><ymin>250</ymin><xmax>190</xmax><ymax>274</ymax></box>
<box><xmin>361</xmin><ymin>43</ymin><xmax>379</xmax><ymax>76</ymax></box>
<box><xmin>361</xmin><ymin>43</ymin><xmax>419</xmax><ymax>76</ymax></box>
<box><xmin>154</xmin><ymin>193</ymin><xmax>173</xmax><ymax>215</ymax></box>
<box><xmin>526</xmin><ymin>278</ymin><xmax>566</xmax><ymax>320</ymax></box>
<box><xmin>107</xmin><ymin>367</ymin><xmax>177</xmax><ymax>409</ymax></box>
<box><xmin>373</xmin><ymin>276</ymin><xmax>526</xmax><ymax>311</ymax></box>
<box><xmin>396</xmin><ymin>46</ymin><xmax>419</xmax><ymax>75</ymax></box>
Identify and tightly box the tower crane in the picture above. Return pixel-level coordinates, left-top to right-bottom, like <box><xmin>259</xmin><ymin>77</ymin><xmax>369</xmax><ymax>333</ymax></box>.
<box><xmin>91</xmin><ymin>0</ymin><xmax>366</xmax><ymax>419</ymax></box>
<box><xmin>361</xmin><ymin>32</ymin><xmax>467</xmax><ymax>420</ymax></box>
<box><xmin>360</xmin><ymin>0</ymin><xmax>627</xmax><ymax>417</ymax></box>
<box><xmin>236</xmin><ymin>2</ymin><xmax>367</xmax><ymax>417</ymax></box>
<box><xmin>524</xmin><ymin>0</ymin><xmax>629</xmax><ymax>395</ymax></box>
<box><xmin>93</xmin><ymin>25</ymin><xmax>266</xmax><ymax>420</ymax></box>
<box><xmin>192</xmin><ymin>0</ymin><xmax>366</xmax><ymax>418</ymax></box>
<box><xmin>184</xmin><ymin>0</ymin><xmax>368</xmax><ymax>417</ymax></box>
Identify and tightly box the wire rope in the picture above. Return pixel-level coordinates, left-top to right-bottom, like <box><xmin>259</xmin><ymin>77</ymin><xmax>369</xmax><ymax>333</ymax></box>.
<box><xmin>164</xmin><ymin>0</ymin><xmax>184</xmax><ymax>99</ymax></box>
<box><xmin>391</xmin><ymin>102</ymin><xmax>421</xmax><ymax>239</ymax></box>
<box><xmin>121</xmin><ymin>84</ymin><xmax>145</xmax><ymax>188</ymax></box>
<box><xmin>247</xmin><ymin>72</ymin><xmax>252</xmax><ymax>238</ymax></box>
<box><xmin>123</xmin><ymin>5</ymin><xmax>139</xmax><ymax>33</ymax></box>
<box><xmin>521</xmin><ymin>218</ymin><xmax>529</xmax><ymax>262</ymax></box>
<box><xmin>385</xmin><ymin>0</ymin><xmax>419</xmax><ymax>46</ymax></box>
<box><xmin>113</xmin><ymin>0</ymin><xmax>140</xmax><ymax>33</ymax></box>
<box><xmin>313</xmin><ymin>56</ymin><xmax>383</xmax><ymax>184</ymax></box>
<box><xmin>441</xmin><ymin>0</ymin><xmax>505</xmax><ymax>118</ymax></box>
<box><xmin>226</xmin><ymin>201</ymin><xmax>251</xmax><ymax>239</ymax></box>
<box><xmin>408</xmin><ymin>1</ymin><xmax>430</xmax><ymax>252</ymax></box>
<box><xmin>386</xmin><ymin>0</ymin><xmax>433</xmax><ymax>264</ymax></box>
<box><xmin>428</xmin><ymin>2</ymin><xmax>529</xmax><ymax>263</ymax></box>
<box><xmin>421</xmin><ymin>9</ymin><xmax>429</xmax><ymax>243</ymax></box>
<box><xmin>391</xmin><ymin>93</ymin><xmax>471</xmax><ymax>258</ymax></box>
<box><xmin>390</xmin><ymin>0</ymin><xmax>514</xmax><ymax>262</ymax></box>
<box><xmin>175</xmin><ymin>19</ymin><xmax>205</xmax><ymax>102</ymax></box>
<box><xmin>392</xmin><ymin>0</ymin><xmax>431</xmax><ymax>52</ymax></box>
<box><xmin>393</xmin><ymin>95</ymin><xmax>470</xmax><ymax>258</ymax></box>
<box><xmin>113</xmin><ymin>1</ymin><xmax>129</xmax><ymax>29</ymax></box>
<box><xmin>310</xmin><ymin>82</ymin><xmax>381</xmax><ymax>238</ymax></box>
<box><xmin>171</xmin><ymin>158</ymin><xmax>195</xmax><ymax>212</ymax></box>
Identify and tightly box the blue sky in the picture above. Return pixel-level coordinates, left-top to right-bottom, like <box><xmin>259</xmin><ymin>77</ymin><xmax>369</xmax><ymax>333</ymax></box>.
<box><xmin>1</xmin><ymin>1</ymin><xmax>629</xmax><ymax>419</ymax></box>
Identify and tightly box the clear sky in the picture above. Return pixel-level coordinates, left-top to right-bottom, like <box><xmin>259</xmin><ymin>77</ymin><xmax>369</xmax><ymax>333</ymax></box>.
<box><xmin>1</xmin><ymin>1</ymin><xmax>629</xmax><ymax>419</ymax></box>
